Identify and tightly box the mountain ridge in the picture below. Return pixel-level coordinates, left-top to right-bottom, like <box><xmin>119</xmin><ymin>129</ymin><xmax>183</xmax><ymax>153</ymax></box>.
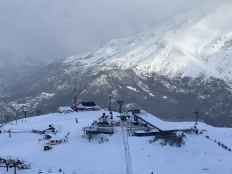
<box><xmin>63</xmin><ymin>6</ymin><xmax>232</xmax><ymax>83</ymax></box>
<box><xmin>1</xmin><ymin>7</ymin><xmax>232</xmax><ymax>126</ymax></box>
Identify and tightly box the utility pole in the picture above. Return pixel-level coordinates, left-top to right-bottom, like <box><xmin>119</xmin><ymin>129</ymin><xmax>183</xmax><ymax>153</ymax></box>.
<box><xmin>13</xmin><ymin>161</ymin><xmax>17</xmax><ymax>174</ymax></box>
<box><xmin>4</xmin><ymin>112</ymin><xmax>8</xmax><ymax>124</ymax></box>
<box><xmin>117</xmin><ymin>100</ymin><xmax>124</xmax><ymax>114</ymax></box>
<box><xmin>15</xmin><ymin>110</ymin><xmax>18</xmax><ymax>125</ymax></box>
<box><xmin>6</xmin><ymin>162</ymin><xmax>9</xmax><ymax>172</ymax></box>
<box><xmin>22</xmin><ymin>105</ymin><xmax>27</xmax><ymax>121</ymax></box>
<box><xmin>108</xmin><ymin>95</ymin><xmax>112</xmax><ymax>112</ymax></box>
<box><xmin>193</xmin><ymin>111</ymin><xmax>200</xmax><ymax>128</ymax></box>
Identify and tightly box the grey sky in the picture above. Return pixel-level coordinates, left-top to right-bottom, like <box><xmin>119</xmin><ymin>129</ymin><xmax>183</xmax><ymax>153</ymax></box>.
<box><xmin>0</xmin><ymin>0</ymin><xmax>228</xmax><ymax>63</ymax></box>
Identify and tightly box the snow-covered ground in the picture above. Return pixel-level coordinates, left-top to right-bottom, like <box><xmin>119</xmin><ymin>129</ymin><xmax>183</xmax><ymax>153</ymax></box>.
<box><xmin>0</xmin><ymin>110</ymin><xmax>231</xmax><ymax>174</ymax></box>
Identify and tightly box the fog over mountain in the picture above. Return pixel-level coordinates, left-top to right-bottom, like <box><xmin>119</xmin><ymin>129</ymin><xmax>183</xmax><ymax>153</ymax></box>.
<box><xmin>0</xmin><ymin>0</ymin><xmax>229</xmax><ymax>63</ymax></box>
<box><xmin>1</xmin><ymin>0</ymin><xmax>232</xmax><ymax>127</ymax></box>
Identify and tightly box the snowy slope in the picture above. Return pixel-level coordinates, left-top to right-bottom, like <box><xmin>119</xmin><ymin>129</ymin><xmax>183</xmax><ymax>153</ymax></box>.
<box><xmin>64</xmin><ymin>5</ymin><xmax>232</xmax><ymax>84</ymax></box>
<box><xmin>0</xmin><ymin>110</ymin><xmax>231</xmax><ymax>174</ymax></box>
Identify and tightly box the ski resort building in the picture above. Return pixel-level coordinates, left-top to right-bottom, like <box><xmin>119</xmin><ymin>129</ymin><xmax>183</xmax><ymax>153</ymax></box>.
<box><xmin>72</xmin><ymin>101</ymin><xmax>101</xmax><ymax>111</ymax></box>
<box><xmin>83</xmin><ymin>113</ymin><xmax>114</xmax><ymax>135</ymax></box>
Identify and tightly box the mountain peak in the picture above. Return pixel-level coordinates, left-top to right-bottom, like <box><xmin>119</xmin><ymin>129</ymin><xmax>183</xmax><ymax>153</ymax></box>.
<box><xmin>64</xmin><ymin>8</ymin><xmax>232</xmax><ymax>84</ymax></box>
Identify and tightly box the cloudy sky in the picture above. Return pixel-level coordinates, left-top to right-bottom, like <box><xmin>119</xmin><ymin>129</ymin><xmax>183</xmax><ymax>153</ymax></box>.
<box><xmin>0</xmin><ymin>0</ymin><xmax>228</xmax><ymax>63</ymax></box>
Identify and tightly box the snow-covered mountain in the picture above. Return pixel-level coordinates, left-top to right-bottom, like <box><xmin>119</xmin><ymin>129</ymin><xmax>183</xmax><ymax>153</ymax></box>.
<box><xmin>0</xmin><ymin>110</ymin><xmax>231</xmax><ymax>174</ymax></box>
<box><xmin>1</xmin><ymin>5</ymin><xmax>232</xmax><ymax>126</ymax></box>
<box><xmin>64</xmin><ymin>5</ymin><xmax>232</xmax><ymax>83</ymax></box>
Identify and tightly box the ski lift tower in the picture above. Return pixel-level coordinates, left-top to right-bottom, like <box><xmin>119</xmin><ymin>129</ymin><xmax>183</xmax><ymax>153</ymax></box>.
<box><xmin>22</xmin><ymin>105</ymin><xmax>28</xmax><ymax>121</ymax></box>
<box><xmin>108</xmin><ymin>95</ymin><xmax>112</xmax><ymax>112</ymax></box>
<box><xmin>117</xmin><ymin>100</ymin><xmax>124</xmax><ymax>114</ymax></box>
<box><xmin>193</xmin><ymin>111</ymin><xmax>200</xmax><ymax>128</ymax></box>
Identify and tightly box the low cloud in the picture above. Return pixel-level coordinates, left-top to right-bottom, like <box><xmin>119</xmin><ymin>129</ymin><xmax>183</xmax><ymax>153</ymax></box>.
<box><xmin>0</xmin><ymin>0</ymin><xmax>230</xmax><ymax>62</ymax></box>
